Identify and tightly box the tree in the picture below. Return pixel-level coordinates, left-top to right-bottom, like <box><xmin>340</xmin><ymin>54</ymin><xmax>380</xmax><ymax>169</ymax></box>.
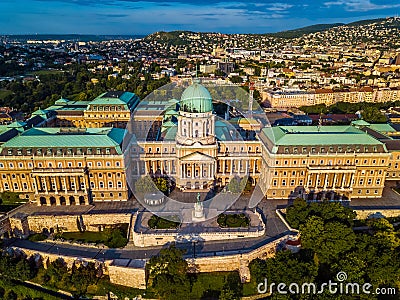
<box><xmin>4</xmin><ymin>290</ymin><xmax>17</xmax><ymax>300</ymax></box>
<box><xmin>361</xmin><ymin>106</ymin><xmax>387</xmax><ymax>123</ymax></box>
<box><xmin>154</xmin><ymin>177</ymin><xmax>169</xmax><ymax>194</ymax></box>
<box><xmin>220</xmin><ymin>272</ymin><xmax>242</xmax><ymax>300</ymax></box>
<box><xmin>134</xmin><ymin>175</ymin><xmax>157</xmax><ymax>194</ymax></box>
<box><xmin>230</xmin><ymin>76</ymin><xmax>243</xmax><ymax>84</ymax></box>
<box><xmin>104</xmin><ymin>228</ymin><xmax>128</xmax><ymax>248</ymax></box>
<box><xmin>226</xmin><ymin>176</ymin><xmax>242</xmax><ymax>194</ymax></box>
<box><xmin>300</xmin><ymin>217</ymin><xmax>356</xmax><ymax>264</ymax></box>
<box><xmin>147</xmin><ymin>244</ymin><xmax>190</xmax><ymax>299</ymax></box>
<box><xmin>70</xmin><ymin>262</ymin><xmax>98</xmax><ymax>296</ymax></box>
<box><xmin>286</xmin><ymin>199</ymin><xmax>356</xmax><ymax>229</ymax></box>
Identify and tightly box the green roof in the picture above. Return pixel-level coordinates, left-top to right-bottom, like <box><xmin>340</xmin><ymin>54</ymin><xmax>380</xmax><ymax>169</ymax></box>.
<box><xmin>163</xmin><ymin>126</ymin><xmax>177</xmax><ymax>141</ymax></box>
<box><xmin>369</xmin><ymin>124</ymin><xmax>396</xmax><ymax>133</ymax></box>
<box><xmin>7</xmin><ymin>121</ymin><xmax>26</xmax><ymax>128</ymax></box>
<box><xmin>180</xmin><ymin>82</ymin><xmax>213</xmax><ymax>113</ymax></box>
<box><xmin>262</xmin><ymin>126</ymin><xmax>383</xmax><ymax>146</ymax></box>
<box><xmin>1</xmin><ymin>127</ymin><xmax>125</xmax><ymax>154</ymax></box>
<box><xmin>351</xmin><ymin>120</ymin><xmax>370</xmax><ymax>126</ymax></box>
<box><xmin>165</xmin><ymin>109</ymin><xmax>178</xmax><ymax>116</ymax></box>
<box><xmin>161</xmin><ymin>121</ymin><xmax>177</xmax><ymax>132</ymax></box>
<box><xmin>32</xmin><ymin>109</ymin><xmax>48</xmax><ymax>118</ymax></box>
<box><xmin>55</xmin><ymin>97</ymin><xmax>70</xmax><ymax>105</ymax></box>
<box><xmin>88</xmin><ymin>92</ymin><xmax>139</xmax><ymax>110</ymax></box>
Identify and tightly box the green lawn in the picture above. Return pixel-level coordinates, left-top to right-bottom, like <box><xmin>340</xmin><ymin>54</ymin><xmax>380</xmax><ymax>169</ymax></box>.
<box><xmin>148</xmin><ymin>215</ymin><xmax>180</xmax><ymax>229</ymax></box>
<box><xmin>59</xmin><ymin>226</ymin><xmax>128</xmax><ymax>248</ymax></box>
<box><xmin>217</xmin><ymin>213</ymin><xmax>250</xmax><ymax>228</ymax></box>
<box><xmin>28</xmin><ymin>233</ymin><xmax>47</xmax><ymax>242</ymax></box>
<box><xmin>0</xmin><ymin>277</ymin><xmax>62</xmax><ymax>300</ymax></box>
<box><xmin>188</xmin><ymin>272</ymin><xmax>239</xmax><ymax>299</ymax></box>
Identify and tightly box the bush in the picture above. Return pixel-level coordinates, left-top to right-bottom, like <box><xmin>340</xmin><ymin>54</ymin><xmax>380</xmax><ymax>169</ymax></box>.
<box><xmin>104</xmin><ymin>229</ymin><xmax>128</xmax><ymax>248</ymax></box>
<box><xmin>148</xmin><ymin>215</ymin><xmax>180</xmax><ymax>229</ymax></box>
<box><xmin>217</xmin><ymin>214</ymin><xmax>250</xmax><ymax>228</ymax></box>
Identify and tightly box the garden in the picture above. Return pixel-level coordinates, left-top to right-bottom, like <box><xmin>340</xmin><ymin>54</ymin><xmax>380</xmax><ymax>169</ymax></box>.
<box><xmin>148</xmin><ymin>215</ymin><xmax>181</xmax><ymax>229</ymax></box>
<box><xmin>55</xmin><ymin>225</ymin><xmax>128</xmax><ymax>248</ymax></box>
<box><xmin>217</xmin><ymin>213</ymin><xmax>250</xmax><ymax>228</ymax></box>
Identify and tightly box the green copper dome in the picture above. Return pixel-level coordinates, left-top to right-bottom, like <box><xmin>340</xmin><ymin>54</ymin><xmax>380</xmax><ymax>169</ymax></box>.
<box><xmin>180</xmin><ymin>83</ymin><xmax>213</xmax><ymax>113</ymax></box>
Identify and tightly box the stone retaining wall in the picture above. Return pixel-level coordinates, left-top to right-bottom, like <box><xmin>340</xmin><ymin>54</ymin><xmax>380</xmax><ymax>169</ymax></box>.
<box><xmin>9</xmin><ymin>213</ymin><xmax>132</xmax><ymax>237</ymax></box>
<box><xmin>354</xmin><ymin>209</ymin><xmax>400</xmax><ymax>219</ymax></box>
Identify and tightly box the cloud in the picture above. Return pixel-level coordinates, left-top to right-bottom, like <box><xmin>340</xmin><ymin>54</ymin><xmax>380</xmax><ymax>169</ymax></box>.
<box><xmin>324</xmin><ymin>0</ymin><xmax>400</xmax><ymax>12</ymax></box>
<box><xmin>266</xmin><ymin>3</ymin><xmax>294</xmax><ymax>11</ymax></box>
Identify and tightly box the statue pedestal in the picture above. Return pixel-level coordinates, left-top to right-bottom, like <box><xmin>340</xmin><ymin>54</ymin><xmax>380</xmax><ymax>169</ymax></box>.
<box><xmin>192</xmin><ymin>201</ymin><xmax>206</xmax><ymax>222</ymax></box>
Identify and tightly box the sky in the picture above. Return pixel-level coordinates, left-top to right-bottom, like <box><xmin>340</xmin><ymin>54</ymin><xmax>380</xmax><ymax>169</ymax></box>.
<box><xmin>0</xmin><ymin>0</ymin><xmax>399</xmax><ymax>35</ymax></box>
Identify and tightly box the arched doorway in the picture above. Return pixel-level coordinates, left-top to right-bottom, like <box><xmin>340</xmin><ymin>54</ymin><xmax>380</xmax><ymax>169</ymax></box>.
<box><xmin>60</xmin><ymin>196</ymin><xmax>66</xmax><ymax>205</ymax></box>
<box><xmin>50</xmin><ymin>196</ymin><xmax>56</xmax><ymax>206</ymax></box>
<box><xmin>40</xmin><ymin>197</ymin><xmax>47</xmax><ymax>206</ymax></box>
<box><xmin>79</xmin><ymin>196</ymin><xmax>85</xmax><ymax>205</ymax></box>
<box><xmin>69</xmin><ymin>196</ymin><xmax>76</xmax><ymax>205</ymax></box>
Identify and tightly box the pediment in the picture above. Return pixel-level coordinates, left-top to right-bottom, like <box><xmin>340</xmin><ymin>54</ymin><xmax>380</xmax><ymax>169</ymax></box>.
<box><xmin>180</xmin><ymin>151</ymin><xmax>215</xmax><ymax>162</ymax></box>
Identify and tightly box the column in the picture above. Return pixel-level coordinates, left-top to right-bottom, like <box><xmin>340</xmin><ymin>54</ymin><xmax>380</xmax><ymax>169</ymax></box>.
<box><xmin>191</xmin><ymin>164</ymin><xmax>195</xmax><ymax>179</ymax></box>
<box><xmin>82</xmin><ymin>177</ymin><xmax>87</xmax><ymax>193</ymax></box>
<box><xmin>230</xmin><ymin>159</ymin><xmax>233</xmax><ymax>175</ymax></box>
<box><xmin>73</xmin><ymin>177</ymin><xmax>77</xmax><ymax>193</ymax></box>
<box><xmin>315</xmin><ymin>174</ymin><xmax>320</xmax><ymax>189</ymax></box>
<box><xmin>43</xmin><ymin>177</ymin><xmax>48</xmax><ymax>194</ymax></box>
<box><xmin>53</xmin><ymin>177</ymin><xmax>58</xmax><ymax>194</ymax></box>
<box><xmin>200</xmin><ymin>164</ymin><xmax>204</xmax><ymax>178</ymax></box>
<box><xmin>341</xmin><ymin>174</ymin><xmax>346</xmax><ymax>189</ymax></box>
<box><xmin>145</xmin><ymin>161</ymin><xmax>149</xmax><ymax>174</ymax></box>
<box><xmin>136</xmin><ymin>161</ymin><xmax>140</xmax><ymax>176</ymax></box>
<box><xmin>63</xmin><ymin>177</ymin><xmax>67</xmax><ymax>193</ymax></box>
<box><xmin>324</xmin><ymin>174</ymin><xmax>328</xmax><ymax>190</ymax></box>
<box><xmin>253</xmin><ymin>160</ymin><xmax>256</xmax><ymax>177</ymax></box>
<box><xmin>245</xmin><ymin>160</ymin><xmax>249</xmax><ymax>174</ymax></box>
<box><xmin>305</xmin><ymin>173</ymin><xmax>310</xmax><ymax>190</ymax></box>
<box><xmin>349</xmin><ymin>173</ymin><xmax>354</xmax><ymax>188</ymax></box>
<box><xmin>169</xmin><ymin>161</ymin><xmax>172</xmax><ymax>175</ymax></box>
<box><xmin>223</xmin><ymin>160</ymin><xmax>226</xmax><ymax>175</ymax></box>
<box><xmin>33</xmin><ymin>177</ymin><xmax>38</xmax><ymax>194</ymax></box>
<box><xmin>333</xmin><ymin>173</ymin><xmax>337</xmax><ymax>189</ymax></box>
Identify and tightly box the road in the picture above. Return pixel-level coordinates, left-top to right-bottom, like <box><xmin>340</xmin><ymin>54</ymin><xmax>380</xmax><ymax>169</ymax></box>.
<box><xmin>7</xmin><ymin>198</ymin><xmax>294</xmax><ymax>261</ymax></box>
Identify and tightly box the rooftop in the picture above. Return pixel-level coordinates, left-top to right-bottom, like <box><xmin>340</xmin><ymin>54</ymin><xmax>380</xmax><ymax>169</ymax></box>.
<box><xmin>261</xmin><ymin>125</ymin><xmax>384</xmax><ymax>150</ymax></box>
<box><xmin>0</xmin><ymin>127</ymin><xmax>125</xmax><ymax>153</ymax></box>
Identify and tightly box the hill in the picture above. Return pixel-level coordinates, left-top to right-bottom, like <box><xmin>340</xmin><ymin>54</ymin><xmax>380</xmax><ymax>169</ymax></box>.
<box><xmin>270</xmin><ymin>23</ymin><xmax>344</xmax><ymax>38</ymax></box>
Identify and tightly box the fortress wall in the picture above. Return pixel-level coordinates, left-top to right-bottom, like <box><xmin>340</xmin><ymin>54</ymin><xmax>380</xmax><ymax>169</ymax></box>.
<box><xmin>82</xmin><ymin>213</ymin><xmax>132</xmax><ymax>231</ymax></box>
<box><xmin>108</xmin><ymin>265</ymin><xmax>146</xmax><ymax>289</ymax></box>
<box><xmin>13</xmin><ymin>213</ymin><xmax>132</xmax><ymax>235</ymax></box>
<box><xmin>354</xmin><ymin>209</ymin><xmax>400</xmax><ymax>220</ymax></box>
<box><xmin>0</xmin><ymin>216</ymin><xmax>11</xmax><ymax>236</ymax></box>
<box><xmin>133</xmin><ymin>229</ymin><xmax>265</xmax><ymax>247</ymax></box>
<box><xmin>11</xmin><ymin>246</ymin><xmax>147</xmax><ymax>289</ymax></box>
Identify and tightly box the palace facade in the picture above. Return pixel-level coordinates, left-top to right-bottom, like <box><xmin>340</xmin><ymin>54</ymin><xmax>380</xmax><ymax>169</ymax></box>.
<box><xmin>0</xmin><ymin>81</ymin><xmax>399</xmax><ymax>206</ymax></box>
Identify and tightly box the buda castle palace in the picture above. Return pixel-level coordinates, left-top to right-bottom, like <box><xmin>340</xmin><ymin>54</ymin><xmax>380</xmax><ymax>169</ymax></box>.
<box><xmin>1</xmin><ymin>80</ymin><xmax>400</xmax><ymax>206</ymax></box>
